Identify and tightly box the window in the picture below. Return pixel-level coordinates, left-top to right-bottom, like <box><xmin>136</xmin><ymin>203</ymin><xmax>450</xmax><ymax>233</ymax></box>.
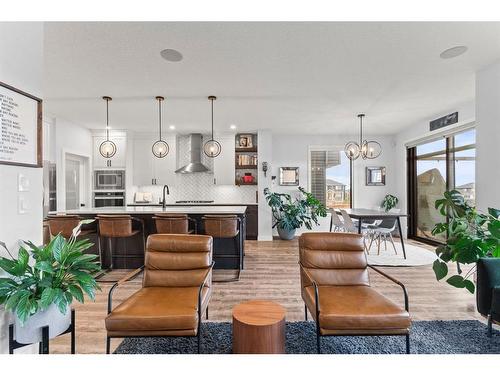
<box><xmin>408</xmin><ymin>128</ymin><xmax>476</xmax><ymax>243</ymax></box>
<box><xmin>309</xmin><ymin>147</ymin><xmax>352</xmax><ymax>209</ymax></box>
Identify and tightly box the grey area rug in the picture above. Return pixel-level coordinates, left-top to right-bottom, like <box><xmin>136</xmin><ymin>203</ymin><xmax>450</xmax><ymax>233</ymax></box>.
<box><xmin>367</xmin><ymin>243</ymin><xmax>437</xmax><ymax>267</ymax></box>
<box><xmin>114</xmin><ymin>320</ymin><xmax>499</xmax><ymax>354</ymax></box>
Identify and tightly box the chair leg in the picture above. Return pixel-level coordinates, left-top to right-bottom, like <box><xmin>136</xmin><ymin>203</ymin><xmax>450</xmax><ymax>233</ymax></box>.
<box><xmin>106</xmin><ymin>337</ymin><xmax>111</xmax><ymax>354</ymax></box>
<box><xmin>405</xmin><ymin>334</ymin><xmax>410</xmax><ymax>354</ymax></box>
<box><xmin>329</xmin><ymin>216</ymin><xmax>333</xmax><ymax>232</ymax></box>
<box><xmin>206</xmin><ymin>306</ymin><xmax>209</xmax><ymax>320</ymax></box>
<box><xmin>488</xmin><ymin>314</ymin><xmax>493</xmax><ymax>337</ymax></box>
<box><xmin>305</xmin><ymin>303</ymin><xmax>308</xmax><ymax>321</ymax></box>
<box><xmin>316</xmin><ymin>331</ymin><xmax>321</xmax><ymax>354</ymax></box>
<box><xmin>389</xmin><ymin>233</ymin><xmax>397</xmax><ymax>254</ymax></box>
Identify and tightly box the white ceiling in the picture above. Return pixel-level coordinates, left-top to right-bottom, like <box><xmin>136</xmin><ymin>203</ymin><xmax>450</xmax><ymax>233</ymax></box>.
<box><xmin>43</xmin><ymin>22</ymin><xmax>500</xmax><ymax>135</ymax></box>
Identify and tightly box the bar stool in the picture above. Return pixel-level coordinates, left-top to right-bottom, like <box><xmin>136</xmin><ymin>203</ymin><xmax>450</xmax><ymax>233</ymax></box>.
<box><xmin>47</xmin><ymin>214</ymin><xmax>96</xmax><ymax>240</ymax></box>
<box><xmin>96</xmin><ymin>215</ymin><xmax>146</xmax><ymax>282</ymax></box>
<box><xmin>202</xmin><ymin>214</ymin><xmax>242</xmax><ymax>282</ymax></box>
<box><xmin>153</xmin><ymin>213</ymin><xmax>197</xmax><ymax>234</ymax></box>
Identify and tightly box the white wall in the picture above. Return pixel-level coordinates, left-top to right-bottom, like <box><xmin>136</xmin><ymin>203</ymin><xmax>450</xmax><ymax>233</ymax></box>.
<box><xmin>53</xmin><ymin>116</ymin><xmax>93</xmax><ymax>210</ymax></box>
<box><xmin>257</xmin><ymin>130</ymin><xmax>273</xmax><ymax>240</ymax></box>
<box><xmin>476</xmin><ymin>60</ymin><xmax>500</xmax><ymax>211</ymax></box>
<box><xmin>393</xmin><ymin>100</ymin><xmax>475</xmax><ymax>236</ymax></box>
<box><xmin>0</xmin><ymin>22</ymin><xmax>44</xmax><ymax>354</ymax></box>
<box><xmin>268</xmin><ymin>133</ymin><xmax>397</xmax><ymax>235</ymax></box>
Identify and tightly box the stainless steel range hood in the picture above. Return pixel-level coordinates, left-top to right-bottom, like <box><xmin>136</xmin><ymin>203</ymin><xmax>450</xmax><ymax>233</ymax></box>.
<box><xmin>175</xmin><ymin>133</ymin><xmax>210</xmax><ymax>173</ymax></box>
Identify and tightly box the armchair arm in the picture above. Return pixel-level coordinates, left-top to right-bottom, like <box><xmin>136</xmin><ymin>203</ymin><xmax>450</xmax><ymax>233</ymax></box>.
<box><xmin>107</xmin><ymin>266</ymin><xmax>145</xmax><ymax>314</ymax></box>
<box><xmin>298</xmin><ymin>262</ymin><xmax>320</xmax><ymax>314</ymax></box>
<box><xmin>198</xmin><ymin>262</ymin><xmax>215</xmax><ymax>317</ymax></box>
<box><xmin>368</xmin><ymin>265</ymin><xmax>409</xmax><ymax>312</ymax></box>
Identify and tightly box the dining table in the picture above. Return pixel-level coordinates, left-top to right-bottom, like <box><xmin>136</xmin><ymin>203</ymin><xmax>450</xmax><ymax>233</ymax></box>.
<box><xmin>334</xmin><ymin>208</ymin><xmax>408</xmax><ymax>259</ymax></box>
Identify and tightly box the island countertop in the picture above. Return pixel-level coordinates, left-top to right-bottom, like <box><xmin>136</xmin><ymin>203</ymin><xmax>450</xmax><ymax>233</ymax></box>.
<box><xmin>49</xmin><ymin>205</ymin><xmax>248</xmax><ymax>216</ymax></box>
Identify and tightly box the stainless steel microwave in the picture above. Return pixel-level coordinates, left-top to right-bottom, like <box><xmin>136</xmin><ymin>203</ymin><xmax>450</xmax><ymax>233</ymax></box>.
<box><xmin>94</xmin><ymin>170</ymin><xmax>125</xmax><ymax>190</ymax></box>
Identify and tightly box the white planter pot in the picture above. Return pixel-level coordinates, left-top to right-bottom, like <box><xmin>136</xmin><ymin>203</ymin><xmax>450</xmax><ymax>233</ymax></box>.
<box><xmin>14</xmin><ymin>303</ymin><xmax>71</xmax><ymax>344</ymax></box>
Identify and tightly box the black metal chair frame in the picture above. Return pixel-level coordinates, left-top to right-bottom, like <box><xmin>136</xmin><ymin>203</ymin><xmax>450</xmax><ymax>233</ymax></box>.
<box><xmin>301</xmin><ymin>264</ymin><xmax>410</xmax><ymax>354</ymax></box>
<box><xmin>106</xmin><ymin>262</ymin><xmax>214</xmax><ymax>354</ymax></box>
<box><xmin>96</xmin><ymin>216</ymin><xmax>146</xmax><ymax>283</ymax></box>
<box><xmin>9</xmin><ymin>309</ymin><xmax>76</xmax><ymax>354</ymax></box>
<box><xmin>208</xmin><ymin>217</ymin><xmax>243</xmax><ymax>283</ymax></box>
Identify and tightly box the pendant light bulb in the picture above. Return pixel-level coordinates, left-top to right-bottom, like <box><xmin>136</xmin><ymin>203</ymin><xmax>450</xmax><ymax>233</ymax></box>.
<box><xmin>203</xmin><ymin>95</ymin><xmax>221</xmax><ymax>158</ymax></box>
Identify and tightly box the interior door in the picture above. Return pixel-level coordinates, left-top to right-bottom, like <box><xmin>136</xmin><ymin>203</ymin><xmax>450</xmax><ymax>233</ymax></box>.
<box><xmin>65</xmin><ymin>158</ymin><xmax>80</xmax><ymax>210</ymax></box>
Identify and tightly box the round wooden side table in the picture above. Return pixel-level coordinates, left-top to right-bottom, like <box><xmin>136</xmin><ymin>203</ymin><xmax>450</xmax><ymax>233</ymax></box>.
<box><xmin>232</xmin><ymin>300</ymin><xmax>286</xmax><ymax>354</ymax></box>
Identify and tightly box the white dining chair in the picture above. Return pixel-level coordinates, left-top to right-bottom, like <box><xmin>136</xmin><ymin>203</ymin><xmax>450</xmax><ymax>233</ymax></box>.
<box><xmin>370</xmin><ymin>218</ymin><xmax>399</xmax><ymax>255</ymax></box>
<box><xmin>329</xmin><ymin>211</ymin><xmax>345</xmax><ymax>232</ymax></box>
<box><xmin>340</xmin><ymin>210</ymin><xmax>372</xmax><ymax>252</ymax></box>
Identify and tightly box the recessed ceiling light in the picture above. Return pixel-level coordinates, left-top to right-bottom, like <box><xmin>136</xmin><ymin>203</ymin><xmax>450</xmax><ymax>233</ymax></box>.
<box><xmin>440</xmin><ymin>46</ymin><xmax>468</xmax><ymax>59</ymax></box>
<box><xmin>169</xmin><ymin>125</ymin><xmax>175</xmax><ymax>130</ymax></box>
<box><xmin>230</xmin><ymin>124</ymin><xmax>237</xmax><ymax>130</ymax></box>
<box><xmin>160</xmin><ymin>49</ymin><xmax>183</xmax><ymax>62</ymax></box>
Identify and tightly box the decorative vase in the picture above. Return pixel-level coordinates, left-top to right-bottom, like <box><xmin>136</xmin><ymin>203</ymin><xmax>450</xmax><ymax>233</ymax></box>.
<box><xmin>14</xmin><ymin>303</ymin><xmax>71</xmax><ymax>344</ymax></box>
<box><xmin>277</xmin><ymin>226</ymin><xmax>296</xmax><ymax>240</ymax></box>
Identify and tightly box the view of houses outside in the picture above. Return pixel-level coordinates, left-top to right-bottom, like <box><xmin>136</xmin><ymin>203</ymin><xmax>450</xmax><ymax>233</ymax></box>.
<box><xmin>415</xmin><ymin>129</ymin><xmax>475</xmax><ymax>242</ymax></box>
<box><xmin>325</xmin><ymin>152</ymin><xmax>351</xmax><ymax>209</ymax></box>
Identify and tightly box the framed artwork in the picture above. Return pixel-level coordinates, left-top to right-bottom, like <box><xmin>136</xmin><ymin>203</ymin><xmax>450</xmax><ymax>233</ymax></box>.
<box><xmin>366</xmin><ymin>166</ymin><xmax>386</xmax><ymax>186</ymax></box>
<box><xmin>279</xmin><ymin>167</ymin><xmax>299</xmax><ymax>186</ymax></box>
<box><xmin>237</xmin><ymin>134</ymin><xmax>253</xmax><ymax>148</ymax></box>
<box><xmin>0</xmin><ymin>81</ymin><xmax>42</xmax><ymax>168</ymax></box>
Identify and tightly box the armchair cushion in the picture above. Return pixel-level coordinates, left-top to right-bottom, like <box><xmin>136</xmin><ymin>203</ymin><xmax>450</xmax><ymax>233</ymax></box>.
<box><xmin>105</xmin><ymin>286</ymin><xmax>211</xmax><ymax>335</ymax></box>
<box><xmin>303</xmin><ymin>285</ymin><xmax>410</xmax><ymax>334</ymax></box>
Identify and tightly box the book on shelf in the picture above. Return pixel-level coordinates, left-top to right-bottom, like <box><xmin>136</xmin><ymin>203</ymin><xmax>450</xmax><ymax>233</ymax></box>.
<box><xmin>236</xmin><ymin>154</ymin><xmax>257</xmax><ymax>166</ymax></box>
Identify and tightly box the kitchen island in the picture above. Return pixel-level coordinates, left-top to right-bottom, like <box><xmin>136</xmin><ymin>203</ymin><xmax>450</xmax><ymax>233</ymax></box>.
<box><xmin>48</xmin><ymin>206</ymin><xmax>247</xmax><ymax>270</ymax></box>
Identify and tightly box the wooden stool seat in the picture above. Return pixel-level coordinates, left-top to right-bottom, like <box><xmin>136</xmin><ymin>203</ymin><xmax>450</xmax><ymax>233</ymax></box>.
<box><xmin>232</xmin><ymin>300</ymin><xmax>286</xmax><ymax>354</ymax></box>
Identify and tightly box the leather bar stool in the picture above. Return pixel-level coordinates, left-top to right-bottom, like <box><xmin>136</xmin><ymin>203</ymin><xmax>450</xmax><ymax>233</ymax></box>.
<box><xmin>47</xmin><ymin>214</ymin><xmax>96</xmax><ymax>240</ymax></box>
<box><xmin>153</xmin><ymin>213</ymin><xmax>197</xmax><ymax>234</ymax></box>
<box><xmin>202</xmin><ymin>215</ymin><xmax>242</xmax><ymax>282</ymax></box>
<box><xmin>96</xmin><ymin>215</ymin><xmax>146</xmax><ymax>281</ymax></box>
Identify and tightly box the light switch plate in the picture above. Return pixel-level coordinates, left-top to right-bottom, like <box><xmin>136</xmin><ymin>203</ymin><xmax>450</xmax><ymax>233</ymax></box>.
<box><xmin>18</xmin><ymin>197</ymin><xmax>29</xmax><ymax>214</ymax></box>
<box><xmin>18</xmin><ymin>173</ymin><xmax>30</xmax><ymax>192</ymax></box>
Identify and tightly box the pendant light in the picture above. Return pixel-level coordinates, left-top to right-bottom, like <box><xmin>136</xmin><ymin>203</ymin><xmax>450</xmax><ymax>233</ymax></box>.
<box><xmin>344</xmin><ymin>114</ymin><xmax>382</xmax><ymax>160</ymax></box>
<box><xmin>152</xmin><ymin>96</ymin><xmax>169</xmax><ymax>158</ymax></box>
<box><xmin>203</xmin><ymin>95</ymin><xmax>221</xmax><ymax>158</ymax></box>
<box><xmin>99</xmin><ymin>96</ymin><xmax>117</xmax><ymax>158</ymax></box>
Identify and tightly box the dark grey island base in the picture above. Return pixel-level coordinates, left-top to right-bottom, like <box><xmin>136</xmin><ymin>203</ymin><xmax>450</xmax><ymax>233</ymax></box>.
<box><xmin>49</xmin><ymin>206</ymin><xmax>247</xmax><ymax>270</ymax></box>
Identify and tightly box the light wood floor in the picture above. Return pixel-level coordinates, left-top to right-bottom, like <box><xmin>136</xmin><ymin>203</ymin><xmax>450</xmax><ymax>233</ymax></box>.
<box><xmin>50</xmin><ymin>239</ymin><xmax>480</xmax><ymax>354</ymax></box>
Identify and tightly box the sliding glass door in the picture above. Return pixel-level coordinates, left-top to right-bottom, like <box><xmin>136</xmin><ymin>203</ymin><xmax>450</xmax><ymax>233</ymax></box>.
<box><xmin>407</xmin><ymin>128</ymin><xmax>475</xmax><ymax>244</ymax></box>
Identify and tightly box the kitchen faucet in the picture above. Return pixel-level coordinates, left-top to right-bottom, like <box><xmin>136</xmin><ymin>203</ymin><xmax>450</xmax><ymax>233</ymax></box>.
<box><xmin>162</xmin><ymin>185</ymin><xmax>170</xmax><ymax>209</ymax></box>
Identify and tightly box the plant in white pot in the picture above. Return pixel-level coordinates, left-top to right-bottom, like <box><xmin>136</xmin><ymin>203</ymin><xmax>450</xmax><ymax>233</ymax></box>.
<box><xmin>0</xmin><ymin>220</ymin><xmax>101</xmax><ymax>344</ymax></box>
<box><xmin>264</xmin><ymin>187</ymin><xmax>327</xmax><ymax>240</ymax></box>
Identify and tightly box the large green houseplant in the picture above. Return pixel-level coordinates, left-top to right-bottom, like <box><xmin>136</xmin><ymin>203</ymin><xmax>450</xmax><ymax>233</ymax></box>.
<box><xmin>431</xmin><ymin>190</ymin><xmax>500</xmax><ymax>293</ymax></box>
<box><xmin>0</xmin><ymin>220</ymin><xmax>101</xmax><ymax>343</ymax></box>
<box><xmin>264</xmin><ymin>187</ymin><xmax>327</xmax><ymax>240</ymax></box>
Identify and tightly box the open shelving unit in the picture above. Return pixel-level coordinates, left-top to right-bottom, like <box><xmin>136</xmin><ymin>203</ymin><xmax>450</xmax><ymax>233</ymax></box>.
<box><xmin>235</xmin><ymin>133</ymin><xmax>258</xmax><ymax>186</ymax></box>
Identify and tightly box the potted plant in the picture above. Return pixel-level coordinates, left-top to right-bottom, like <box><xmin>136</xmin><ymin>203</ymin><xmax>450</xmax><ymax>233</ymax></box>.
<box><xmin>0</xmin><ymin>220</ymin><xmax>101</xmax><ymax>344</ymax></box>
<box><xmin>431</xmin><ymin>190</ymin><xmax>500</xmax><ymax>293</ymax></box>
<box><xmin>381</xmin><ymin>194</ymin><xmax>399</xmax><ymax>212</ymax></box>
<box><xmin>264</xmin><ymin>187</ymin><xmax>327</xmax><ymax>240</ymax></box>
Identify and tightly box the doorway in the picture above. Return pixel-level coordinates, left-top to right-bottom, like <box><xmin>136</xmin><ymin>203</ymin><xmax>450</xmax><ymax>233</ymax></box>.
<box><xmin>64</xmin><ymin>153</ymin><xmax>89</xmax><ymax>210</ymax></box>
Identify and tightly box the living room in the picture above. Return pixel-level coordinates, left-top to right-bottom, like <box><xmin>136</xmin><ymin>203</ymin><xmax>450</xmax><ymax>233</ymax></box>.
<box><xmin>0</xmin><ymin>1</ymin><xmax>499</xmax><ymax>373</ymax></box>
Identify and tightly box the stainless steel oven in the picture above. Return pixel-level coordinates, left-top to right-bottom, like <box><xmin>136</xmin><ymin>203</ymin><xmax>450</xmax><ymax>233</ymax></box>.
<box><xmin>94</xmin><ymin>191</ymin><xmax>125</xmax><ymax>208</ymax></box>
<box><xmin>94</xmin><ymin>170</ymin><xmax>125</xmax><ymax>190</ymax></box>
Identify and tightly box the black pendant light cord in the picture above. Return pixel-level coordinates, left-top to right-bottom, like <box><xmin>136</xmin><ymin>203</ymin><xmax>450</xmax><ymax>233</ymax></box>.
<box><xmin>359</xmin><ymin>114</ymin><xmax>363</xmax><ymax>146</ymax></box>
<box><xmin>211</xmin><ymin>97</ymin><xmax>214</xmax><ymax>140</ymax></box>
<box><xmin>158</xmin><ymin>98</ymin><xmax>162</xmax><ymax>141</ymax></box>
<box><xmin>106</xmin><ymin>98</ymin><xmax>110</xmax><ymax>141</ymax></box>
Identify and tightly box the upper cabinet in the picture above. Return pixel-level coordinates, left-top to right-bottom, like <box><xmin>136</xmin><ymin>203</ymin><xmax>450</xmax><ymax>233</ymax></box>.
<box><xmin>213</xmin><ymin>134</ymin><xmax>235</xmax><ymax>185</ymax></box>
<box><xmin>132</xmin><ymin>135</ymin><xmax>176</xmax><ymax>186</ymax></box>
<box><xmin>93</xmin><ymin>135</ymin><xmax>127</xmax><ymax>168</ymax></box>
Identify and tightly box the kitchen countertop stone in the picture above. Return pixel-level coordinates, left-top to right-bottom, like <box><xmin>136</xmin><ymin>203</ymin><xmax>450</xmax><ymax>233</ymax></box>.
<box><xmin>50</xmin><ymin>205</ymin><xmax>248</xmax><ymax>215</ymax></box>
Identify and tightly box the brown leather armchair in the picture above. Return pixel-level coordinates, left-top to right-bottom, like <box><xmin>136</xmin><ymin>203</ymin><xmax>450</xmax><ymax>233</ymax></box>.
<box><xmin>299</xmin><ymin>232</ymin><xmax>411</xmax><ymax>354</ymax></box>
<box><xmin>105</xmin><ymin>234</ymin><xmax>214</xmax><ymax>354</ymax></box>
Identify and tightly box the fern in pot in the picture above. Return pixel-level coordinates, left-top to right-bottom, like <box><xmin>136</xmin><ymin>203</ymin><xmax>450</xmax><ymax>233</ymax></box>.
<box><xmin>264</xmin><ymin>187</ymin><xmax>327</xmax><ymax>240</ymax></box>
<box><xmin>0</xmin><ymin>220</ymin><xmax>101</xmax><ymax>344</ymax></box>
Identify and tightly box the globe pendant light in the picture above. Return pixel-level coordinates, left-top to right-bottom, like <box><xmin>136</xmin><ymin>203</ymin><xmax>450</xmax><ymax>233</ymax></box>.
<box><xmin>99</xmin><ymin>96</ymin><xmax>117</xmax><ymax>158</ymax></box>
<box><xmin>344</xmin><ymin>114</ymin><xmax>382</xmax><ymax>160</ymax></box>
<box><xmin>152</xmin><ymin>96</ymin><xmax>169</xmax><ymax>158</ymax></box>
<box><xmin>203</xmin><ymin>95</ymin><xmax>221</xmax><ymax>158</ymax></box>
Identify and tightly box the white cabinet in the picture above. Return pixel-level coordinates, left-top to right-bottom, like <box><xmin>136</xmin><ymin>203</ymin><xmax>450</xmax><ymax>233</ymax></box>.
<box><xmin>213</xmin><ymin>135</ymin><xmax>235</xmax><ymax>185</ymax></box>
<box><xmin>132</xmin><ymin>136</ymin><xmax>176</xmax><ymax>186</ymax></box>
<box><xmin>93</xmin><ymin>136</ymin><xmax>126</xmax><ymax>168</ymax></box>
